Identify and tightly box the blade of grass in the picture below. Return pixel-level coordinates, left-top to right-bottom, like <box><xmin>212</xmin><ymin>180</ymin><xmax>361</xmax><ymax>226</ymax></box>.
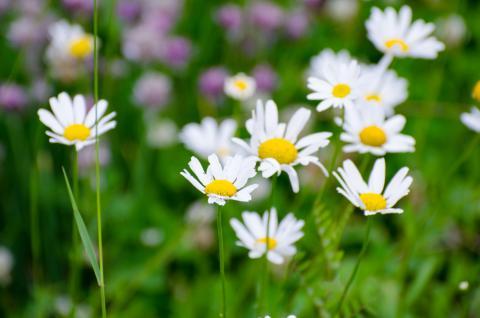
<box><xmin>62</xmin><ymin>167</ymin><xmax>101</xmax><ymax>285</ymax></box>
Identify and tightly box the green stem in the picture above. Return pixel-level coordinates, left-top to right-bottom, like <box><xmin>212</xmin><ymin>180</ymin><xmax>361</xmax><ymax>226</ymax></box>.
<box><xmin>216</xmin><ymin>207</ymin><xmax>227</xmax><ymax>318</ymax></box>
<box><xmin>259</xmin><ymin>176</ymin><xmax>276</xmax><ymax>316</ymax></box>
<box><xmin>93</xmin><ymin>0</ymin><xmax>107</xmax><ymax>316</ymax></box>
<box><xmin>335</xmin><ymin>218</ymin><xmax>372</xmax><ymax>316</ymax></box>
<box><xmin>314</xmin><ymin>108</ymin><xmax>345</xmax><ymax>207</ymax></box>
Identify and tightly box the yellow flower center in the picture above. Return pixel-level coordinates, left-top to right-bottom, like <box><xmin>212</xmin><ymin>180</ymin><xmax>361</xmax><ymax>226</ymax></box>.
<box><xmin>234</xmin><ymin>79</ymin><xmax>248</xmax><ymax>91</ymax></box>
<box><xmin>258</xmin><ymin>138</ymin><xmax>298</xmax><ymax>164</ymax></box>
<box><xmin>359</xmin><ymin>125</ymin><xmax>387</xmax><ymax>147</ymax></box>
<box><xmin>472</xmin><ymin>80</ymin><xmax>480</xmax><ymax>102</ymax></box>
<box><xmin>204</xmin><ymin>180</ymin><xmax>237</xmax><ymax>197</ymax></box>
<box><xmin>256</xmin><ymin>237</ymin><xmax>278</xmax><ymax>250</ymax></box>
<box><xmin>64</xmin><ymin>124</ymin><xmax>91</xmax><ymax>141</ymax></box>
<box><xmin>332</xmin><ymin>83</ymin><xmax>351</xmax><ymax>98</ymax></box>
<box><xmin>69</xmin><ymin>36</ymin><xmax>93</xmax><ymax>58</ymax></box>
<box><xmin>385</xmin><ymin>38</ymin><xmax>409</xmax><ymax>52</ymax></box>
<box><xmin>365</xmin><ymin>94</ymin><xmax>382</xmax><ymax>103</ymax></box>
<box><xmin>359</xmin><ymin>193</ymin><xmax>387</xmax><ymax>211</ymax></box>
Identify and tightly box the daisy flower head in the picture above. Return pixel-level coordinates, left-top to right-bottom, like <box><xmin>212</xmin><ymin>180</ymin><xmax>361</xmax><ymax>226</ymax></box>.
<box><xmin>308</xmin><ymin>48</ymin><xmax>353</xmax><ymax>80</ymax></box>
<box><xmin>460</xmin><ymin>107</ymin><xmax>480</xmax><ymax>133</ymax></box>
<box><xmin>307</xmin><ymin>59</ymin><xmax>363</xmax><ymax>112</ymax></box>
<box><xmin>334</xmin><ymin>158</ymin><xmax>413</xmax><ymax>216</ymax></box>
<box><xmin>341</xmin><ymin>104</ymin><xmax>415</xmax><ymax>155</ymax></box>
<box><xmin>366</xmin><ymin>5</ymin><xmax>445</xmax><ymax>59</ymax></box>
<box><xmin>180</xmin><ymin>117</ymin><xmax>238</xmax><ymax>161</ymax></box>
<box><xmin>233</xmin><ymin>100</ymin><xmax>332</xmax><ymax>193</ymax></box>
<box><xmin>224</xmin><ymin>73</ymin><xmax>256</xmax><ymax>101</ymax></box>
<box><xmin>230</xmin><ymin>208</ymin><xmax>304</xmax><ymax>264</ymax></box>
<box><xmin>37</xmin><ymin>92</ymin><xmax>116</xmax><ymax>151</ymax></box>
<box><xmin>46</xmin><ymin>20</ymin><xmax>95</xmax><ymax>61</ymax></box>
<box><xmin>180</xmin><ymin>154</ymin><xmax>258</xmax><ymax>206</ymax></box>
<box><xmin>359</xmin><ymin>66</ymin><xmax>408</xmax><ymax>115</ymax></box>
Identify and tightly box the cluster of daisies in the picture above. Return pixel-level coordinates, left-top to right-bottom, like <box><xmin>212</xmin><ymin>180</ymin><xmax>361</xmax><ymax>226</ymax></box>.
<box><xmin>180</xmin><ymin>5</ymin><xmax>444</xmax><ymax>266</ymax></box>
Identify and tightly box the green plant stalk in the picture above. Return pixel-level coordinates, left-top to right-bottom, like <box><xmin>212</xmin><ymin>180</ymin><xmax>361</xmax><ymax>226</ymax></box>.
<box><xmin>335</xmin><ymin>218</ymin><xmax>372</xmax><ymax>316</ymax></box>
<box><xmin>93</xmin><ymin>0</ymin><xmax>107</xmax><ymax>316</ymax></box>
<box><xmin>259</xmin><ymin>176</ymin><xmax>276</xmax><ymax>316</ymax></box>
<box><xmin>216</xmin><ymin>206</ymin><xmax>227</xmax><ymax>318</ymax></box>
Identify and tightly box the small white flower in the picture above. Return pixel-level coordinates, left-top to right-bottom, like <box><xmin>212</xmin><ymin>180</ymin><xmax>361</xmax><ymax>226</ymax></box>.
<box><xmin>460</xmin><ymin>106</ymin><xmax>480</xmax><ymax>133</ymax></box>
<box><xmin>233</xmin><ymin>100</ymin><xmax>331</xmax><ymax>193</ymax></box>
<box><xmin>359</xmin><ymin>66</ymin><xmax>408</xmax><ymax>115</ymax></box>
<box><xmin>341</xmin><ymin>104</ymin><xmax>415</xmax><ymax>155</ymax></box>
<box><xmin>230</xmin><ymin>208</ymin><xmax>304</xmax><ymax>264</ymax></box>
<box><xmin>366</xmin><ymin>6</ymin><xmax>445</xmax><ymax>59</ymax></box>
<box><xmin>307</xmin><ymin>60</ymin><xmax>363</xmax><ymax>112</ymax></box>
<box><xmin>334</xmin><ymin>158</ymin><xmax>413</xmax><ymax>216</ymax></box>
<box><xmin>224</xmin><ymin>73</ymin><xmax>256</xmax><ymax>101</ymax></box>
<box><xmin>181</xmin><ymin>154</ymin><xmax>258</xmax><ymax>206</ymax></box>
<box><xmin>46</xmin><ymin>20</ymin><xmax>95</xmax><ymax>61</ymax></box>
<box><xmin>459</xmin><ymin>281</ymin><xmax>469</xmax><ymax>291</ymax></box>
<box><xmin>308</xmin><ymin>49</ymin><xmax>353</xmax><ymax>80</ymax></box>
<box><xmin>180</xmin><ymin>117</ymin><xmax>237</xmax><ymax>160</ymax></box>
<box><xmin>37</xmin><ymin>92</ymin><xmax>116</xmax><ymax>151</ymax></box>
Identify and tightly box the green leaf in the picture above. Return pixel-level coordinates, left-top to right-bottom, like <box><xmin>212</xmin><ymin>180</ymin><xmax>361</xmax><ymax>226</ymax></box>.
<box><xmin>62</xmin><ymin>167</ymin><xmax>101</xmax><ymax>285</ymax></box>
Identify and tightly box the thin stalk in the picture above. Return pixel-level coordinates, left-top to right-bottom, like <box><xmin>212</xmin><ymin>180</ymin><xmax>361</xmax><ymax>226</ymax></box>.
<box><xmin>314</xmin><ymin>108</ymin><xmax>344</xmax><ymax>207</ymax></box>
<box><xmin>68</xmin><ymin>150</ymin><xmax>80</xmax><ymax>317</ymax></box>
<box><xmin>335</xmin><ymin>218</ymin><xmax>372</xmax><ymax>316</ymax></box>
<box><xmin>216</xmin><ymin>206</ymin><xmax>227</xmax><ymax>318</ymax></box>
<box><xmin>446</xmin><ymin>134</ymin><xmax>480</xmax><ymax>178</ymax></box>
<box><xmin>259</xmin><ymin>176</ymin><xmax>276</xmax><ymax>316</ymax></box>
<box><xmin>93</xmin><ymin>0</ymin><xmax>107</xmax><ymax>316</ymax></box>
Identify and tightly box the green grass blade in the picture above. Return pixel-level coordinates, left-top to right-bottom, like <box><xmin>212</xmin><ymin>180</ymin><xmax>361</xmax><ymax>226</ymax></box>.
<box><xmin>62</xmin><ymin>167</ymin><xmax>101</xmax><ymax>285</ymax></box>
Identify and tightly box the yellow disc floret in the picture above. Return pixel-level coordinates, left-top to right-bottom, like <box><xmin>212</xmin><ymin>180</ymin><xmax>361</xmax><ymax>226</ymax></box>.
<box><xmin>69</xmin><ymin>36</ymin><xmax>93</xmax><ymax>58</ymax></box>
<box><xmin>359</xmin><ymin>193</ymin><xmax>387</xmax><ymax>211</ymax></box>
<box><xmin>472</xmin><ymin>80</ymin><xmax>480</xmax><ymax>102</ymax></box>
<box><xmin>258</xmin><ymin>138</ymin><xmax>298</xmax><ymax>164</ymax></box>
<box><xmin>385</xmin><ymin>38</ymin><xmax>409</xmax><ymax>52</ymax></box>
<box><xmin>332</xmin><ymin>83</ymin><xmax>351</xmax><ymax>98</ymax></box>
<box><xmin>234</xmin><ymin>79</ymin><xmax>248</xmax><ymax>91</ymax></box>
<box><xmin>205</xmin><ymin>180</ymin><xmax>237</xmax><ymax>197</ymax></box>
<box><xmin>365</xmin><ymin>94</ymin><xmax>382</xmax><ymax>103</ymax></box>
<box><xmin>359</xmin><ymin>125</ymin><xmax>387</xmax><ymax>147</ymax></box>
<box><xmin>64</xmin><ymin>124</ymin><xmax>91</xmax><ymax>141</ymax></box>
<box><xmin>256</xmin><ymin>237</ymin><xmax>278</xmax><ymax>250</ymax></box>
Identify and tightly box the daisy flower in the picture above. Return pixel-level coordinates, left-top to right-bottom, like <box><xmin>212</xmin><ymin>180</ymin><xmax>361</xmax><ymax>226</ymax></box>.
<box><xmin>366</xmin><ymin>5</ymin><xmax>445</xmax><ymax>59</ymax></box>
<box><xmin>224</xmin><ymin>73</ymin><xmax>256</xmax><ymax>101</ymax></box>
<box><xmin>308</xmin><ymin>48</ymin><xmax>353</xmax><ymax>80</ymax></box>
<box><xmin>307</xmin><ymin>60</ymin><xmax>363</xmax><ymax>112</ymax></box>
<box><xmin>460</xmin><ymin>107</ymin><xmax>480</xmax><ymax>133</ymax></box>
<box><xmin>334</xmin><ymin>158</ymin><xmax>413</xmax><ymax>216</ymax></box>
<box><xmin>37</xmin><ymin>92</ymin><xmax>116</xmax><ymax>151</ymax></box>
<box><xmin>46</xmin><ymin>20</ymin><xmax>95</xmax><ymax>61</ymax></box>
<box><xmin>180</xmin><ymin>154</ymin><xmax>258</xmax><ymax>206</ymax></box>
<box><xmin>230</xmin><ymin>208</ymin><xmax>304</xmax><ymax>264</ymax></box>
<box><xmin>233</xmin><ymin>100</ymin><xmax>331</xmax><ymax>193</ymax></box>
<box><xmin>180</xmin><ymin>117</ymin><xmax>238</xmax><ymax>160</ymax></box>
<box><xmin>359</xmin><ymin>66</ymin><xmax>408</xmax><ymax>115</ymax></box>
<box><xmin>341</xmin><ymin>104</ymin><xmax>415</xmax><ymax>155</ymax></box>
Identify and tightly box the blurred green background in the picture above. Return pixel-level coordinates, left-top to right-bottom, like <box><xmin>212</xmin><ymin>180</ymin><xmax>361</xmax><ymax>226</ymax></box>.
<box><xmin>1</xmin><ymin>0</ymin><xmax>480</xmax><ymax>317</ymax></box>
